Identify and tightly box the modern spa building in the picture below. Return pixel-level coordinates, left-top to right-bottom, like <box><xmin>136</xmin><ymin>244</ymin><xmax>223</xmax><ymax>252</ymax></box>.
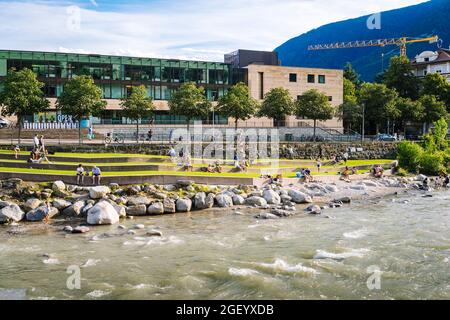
<box><xmin>0</xmin><ymin>49</ymin><xmax>343</xmax><ymax>132</ymax></box>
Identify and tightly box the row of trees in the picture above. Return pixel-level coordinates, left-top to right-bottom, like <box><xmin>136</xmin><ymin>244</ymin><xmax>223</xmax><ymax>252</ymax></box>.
<box><xmin>0</xmin><ymin>68</ymin><xmax>336</xmax><ymax>143</ymax></box>
<box><xmin>339</xmin><ymin>57</ymin><xmax>450</xmax><ymax>136</ymax></box>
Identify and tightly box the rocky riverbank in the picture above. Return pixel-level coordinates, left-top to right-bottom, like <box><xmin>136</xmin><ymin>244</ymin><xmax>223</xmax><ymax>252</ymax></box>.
<box><xmin>0</xmin><ymin>174</ymin><xmax>432</xmax><ymax>234</ymax></box>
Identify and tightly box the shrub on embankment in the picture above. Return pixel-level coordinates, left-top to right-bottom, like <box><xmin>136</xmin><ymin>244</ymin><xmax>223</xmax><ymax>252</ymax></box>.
<box><xmin>397</xmin><ymin>118</ymin><xmax>450</xmax><ymax>176</ymax></box>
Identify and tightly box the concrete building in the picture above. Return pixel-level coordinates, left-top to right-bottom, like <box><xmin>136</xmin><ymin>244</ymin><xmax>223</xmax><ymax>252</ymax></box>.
<box><xmin>411</xmin><ymin>49</ymin><xmax>450</xmax><ymax>80</ymax></box>
<box><xmin>0</xmin><ymin>49</ymin><xmax>343</xmax><ymax>135</ymax></box>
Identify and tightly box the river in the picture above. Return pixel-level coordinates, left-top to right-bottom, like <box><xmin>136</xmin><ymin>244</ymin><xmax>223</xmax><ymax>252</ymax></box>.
<box><xmin>0</xmin><ymin>189</ymin><xmax>449</xmax><ymax>300</ymax></box>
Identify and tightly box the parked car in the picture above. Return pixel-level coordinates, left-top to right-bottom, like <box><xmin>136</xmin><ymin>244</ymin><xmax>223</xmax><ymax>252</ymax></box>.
<box><xmin>376</xmin><ymin>134</ymin><xmax>397</xmax><ymax>141</ymax></box>
<box><xmin>0</xmin><ymin>118</ymin><xmax>10</xmax><ymax>129</ymax></box>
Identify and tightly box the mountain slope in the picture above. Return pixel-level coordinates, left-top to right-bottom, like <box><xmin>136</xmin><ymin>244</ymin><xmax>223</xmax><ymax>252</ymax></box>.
<box><xmin>274</xmin><ymin>0</ymin><xmax>450</xmax><ymax>81</ymax></box>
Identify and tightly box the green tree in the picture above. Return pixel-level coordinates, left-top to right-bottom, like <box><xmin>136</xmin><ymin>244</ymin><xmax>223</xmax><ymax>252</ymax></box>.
<box><xmin>421</xmin><ymin>73</ymin><xmax>450</xmax><ymax>110</ymax></box>
<box><xmin>337</xmin><ymin>102</ymin><xmax>362</xmax><ymax>133</ymax></box>
<box><xmin>396</xmin><ymin>97</ymin><xmax>424</xmax><ymax>136</ymax></box>
<box><xmin>217</xmin><ymin>82</ymin><xmax>259</xmax><ymax>131</ymax></box>
<box><xmin>296</xmin><ymin>89</ymin><xmax>335</xmax><ymax>141</ymax></box>
<box><xmin>0</xmin><ymin>68</ymin><xmax>49</xmax><ymax>143</ymax></box>
<box><xmin>419</xmin><ymin>94</ymin><xmax>448</xmax><ymax>132</ymax></box>
<box><xmin>56</xmin><ymin>75</ymin><xmax>106</xmax><ymax>144</ymax></box>
<box><xmin>357</xmin><ymin>83</ymin><xmax>400</xmax><ymax>134</ymax></box>
<box><xmin>343</xmin><ymin>62</ymin><xmax>360</xmax><ymax>87</ymax></box>
<box><xmin>168</xmin><ymin>82</ymin><xmax>211</xmax><ymax>131</ymax></box>
<box><xmin>258</xmin><ymin>87</ymin><xmax>294</xmax><ymax>127</ymax></box>
<box><xmin>381</xmin><ymin>56</ymin><xmax>420</xmax><ymax>100</ymax></box>
<box><xmin>120</xmin><ymin>85</ymin><xmax>154</xmax><ymax>143</ymax></box>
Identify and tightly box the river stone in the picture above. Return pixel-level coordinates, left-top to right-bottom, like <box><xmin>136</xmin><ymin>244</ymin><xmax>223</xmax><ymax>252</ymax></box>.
<box><xmin>23</xmin><ymin>198</ymin><xmax>42</xmax><ymax>212</ymax></box>
<box><xmin>325</xmin><ymin>185</ymin><xmax>339</xmax><ymax>193</ymax></box>
<box><xmin>109</xmin><ymin>183</ymin><xmax>119</xmax><ymax>190</ymax></box>
<box><xmin>163</xmin><ymin>198</ymin><xmax>176</xmax><ymax>213</ymax></box>
<box><xmin>52</xmin><ymin>199</ymin><xmax>72</xmax><ymax>210</ymax></box>
<box><xmin>87</xmin><ymin>201</ymin><xmax>120</xmax><ymax>225</ymax></box>
<box><xmin>215</xmin><ymin>194</ymin><xmax>233</xmax><ymax>208</ymax></box>
<box><xmin>288</xmin><ymin>189</ymin><xmax>313</xmax><ymax>204</ymax></box>
<box><xmin>176</xmin><ymin>198</ymin><xmax>192</xmax><ymax>212</ymax></box>
<box><xmin>263</xmin><ymin>189</ymin><xmax>281</xmax><ymax>205</ymax></box>
<box><xmin>164</xmin><ymin>184</ymin><xmax>177</xmax><ymax>192</ymax></box>
<box><xmin>193</xmin><ymin>192</ymin><xmax>207</xmax><ymax>210</ymax></box>
<box><xmin>350</xmin><ymin>185</ymin><xmax>367</xmax><ymax>191</ymax></box>
<box><xmin>126</xmin><ymin>204</ymin><xmax>147</xmax><ymax>216</ymax></box>
<box><xmin>146</xmin><ymin>229</ymin><xmax>163</xmax><ymax>237</ymax></box>
<box><xmin>52</xmin><ymin>181</ymin><xmax>66</xmax><ymax>192</ymax></box>
<box><xmin>305</xmin><ymin>205</ymin><xmax>322</xmax><ymax>215</ymax></box>
<box><xmin>232</xmin><ymin>194</ymin><xmax>245</xmax><ymax>205</ymax></box>
<box><xmin>147</xmin><ymin>202</ymin><xmax>164</xmax><ymax>215</ymax></box>
<box><xmin>271</xmin><ymin>208</ymin><xmax>295</xmax><ymax>217</ymax></box>
<box><xmin>0</xmin><ymin>205</ymin><xmax>25</xmax><ymax>223</ymax></box>
<box><xmin>249</xmin><ymin>190</ymin><xmax>263</xmax><ymax>197</ymax></box>
<box><xmin>245</xmin><ymin>196</ymin><xmax>267</xmax><ymax>207</ymax></box>
<box><xmin>63</xmin><ymin>226</ymin><xmax>73</xmax><ymax>232</ymax></box>
<box><xmin>26</xmin><ymin>206</ymin><xmax>59</xmax><ymax>221</ymax></box>
<box><xmin>152</xmin><ymin>192</ymin><xmax>167</xmax><ymax>200</ymax></box>
<box><xmin>72</xmin><ymin>226</ymin><xmax>90</xmax><ymax>234</ymax></box>
<box><xmin>177</xmin><ymin>180</ymin><xmax>194</xmax><ymax>187</ymax></box>
<box><xmin>62</xmin><ymin>200</ymin><xmax>85</xmax><ymax>216</ymax></box>
<box><xmin>81</xmin><ymin>203</ymin><xmax>94</xmax><ymax>216</ymax></box>
<box><xmin>127</xmin><ymin>196</ymin><xmax>151</xmax><ymax>207</ymax></box>
<box><xmin>112</xmin><ymin>204</ymin><xmax>126</xmax><ymax>218</ymax></box>
<box><xmin>254</xmin><ymin>212</ymin><xmax>279</xmax><ymax>220</ymax></box>
<box><xmin>89</xmin><ymin>186</ymin><xmax>111</xmax><ymax>199</ymax></box>
<box><xmin>134</xmin><ymin>224</ymin><xmax>145</xmax><ymax>229</ymax></box>
<box><xmin>281</xmin><ymin>195</ymin><xmax>292</xmax><ymax>203</ymax></box>
<box><xmin>335</xmin><ymin>197</ymin><xmax>351</xmax><ymax>204</ymax></box>
<box><xmin>415</xmin><ymin>174</ymin><xmax>427</xmax><ymax>182</ymax></box>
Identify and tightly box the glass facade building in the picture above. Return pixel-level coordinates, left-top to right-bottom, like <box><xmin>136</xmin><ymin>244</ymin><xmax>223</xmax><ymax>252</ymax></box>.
<box><xmin>0</xmin><ymin>50</ymin><xmax>247</xmax><ymax>125</ymax></box>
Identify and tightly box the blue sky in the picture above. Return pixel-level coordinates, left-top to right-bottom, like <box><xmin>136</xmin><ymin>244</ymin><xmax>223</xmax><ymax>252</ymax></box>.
<box><xmin>0</xmin><ymin>0</ymin><xmax>428</xmax><ymax>61</ymax></box>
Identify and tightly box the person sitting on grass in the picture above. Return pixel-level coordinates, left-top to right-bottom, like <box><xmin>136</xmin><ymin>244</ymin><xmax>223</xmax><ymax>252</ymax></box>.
<box><xmin>168</xmin><ymin>146</ymin><xmax>176</xmax><ymax>162</ymax></box>
<box><xmin>340</xmin><ymin>166</ymin><xmax>351</xmax><ymax>182</ymax></box>
<box><xmin>271</xmin><ymin>174</ymin><xmax>283</xmax><ymax>186</ymax></box>
<box><xmin>351</xmin><ymin>166</ymin><xmax>358</xmax><ymax>175</ymax></box>
<box><xmin>14</xmin><ymin>145</ymin><xmax>20</xmax><ymax>159</ymax></box>
<box><xmin>296</xmin><ymin>170</ymin><xmax>306</xmax><ymax>183</ymax></box>
<box><xmin>214</xmin><ymin>161</ymin><xmax>222</xmax><ymax>173</ymax></box>
<box><xmin>92</xmin><ymin>165</ymin><xmax>102</xmax><ymax>185</ymax></box>
<box><xmin>28</xmin><ymin>151</ymin><xmax>42</xmax><ymax>164</ymax></box>
<box><xmin>183</xmin><ymin>154</ymin><xmax>193</xmax><ymax>172</ymax></box>
<box><xmin>372</xmin><ymin>165</ymin><xmax>384</xmax><ymax>178</ymax></box>
<box><xmin>76</xmin><ymin>164</ymin><xmax>85</xmax><ymax>185</ymax></box>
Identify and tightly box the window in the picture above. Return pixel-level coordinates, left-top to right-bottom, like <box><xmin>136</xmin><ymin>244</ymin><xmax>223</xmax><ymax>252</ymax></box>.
<box><xmin>307</xmin><ymin>74</ymin><xmax>315</xmax><ymax>83</ymax></box>
<box><xmin>259</xmin><ymin>72</ymin><xmax>264</xmax><ymax>99</ymax></box>
<box><xmin>328</xmin><ymin>96</ymin><xmax>333</xmax><ymax>102</ymax></box>
<box><xmin>289</xmin><ymin>73</ymin><xmax>297</xmax><ymax>82</ymax></box>
<box><xmin>318</xmin><ymin>75</ymin><xmax>326</xmax><ymax>84</ymax></box>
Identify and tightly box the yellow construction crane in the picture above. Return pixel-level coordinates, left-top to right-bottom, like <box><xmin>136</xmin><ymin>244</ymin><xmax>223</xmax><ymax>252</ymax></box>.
<box><xmin>308</xmin><ymin>36</ymin><xmax>439</xmax><ymax>57</ymax></box>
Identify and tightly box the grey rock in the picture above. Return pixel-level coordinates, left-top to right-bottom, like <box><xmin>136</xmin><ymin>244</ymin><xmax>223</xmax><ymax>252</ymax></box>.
<box><xmin>86</xmin><ymin>201</ymin><xmax>120</xmax><ymax>225</ymax></box>
<box><xmin>271</xmin><ymin>208</ymin><xmax>295</xmax><ymax>217</ymax></box>
<box><xmin>112</xmin><ymin>204</ymin><xmax>126</xmax><ymax>218</ymax></box>
<box><xmin>335</xmin><ymin>197</ymin><xmax>351</xmax><ymax>204</ymax></box>
<box><xmin>127</xmin><ymin>230</ymin><xmax>137</xmax><ymax>235</ymax></box>
<box><xmin>134</xmin><ymin>224</ymin><xmax>145</xmax><ymax>229</ymax></box>
<box><xmin>147</xmin><ymin>202</ymin><xmax>164</xmax><ymax>215</ymax></box>
<box><xmin>288</xmin><ymin>189</ymin><xmax>313</xmax><ymax>204</ymax></box>
<box><xmin>126</xmin><ymin>204</ymin><xmax>147</xmax><ymax>216</ymax></box>
<box><xmin>254</xmin><ymin>212</ymin><xmax>279</xmax><ymax>220</ymax></box>
<box><xmin>215</xmin><ymin>194</ymin><xmax>233</xmax><ymax>208</ymax></box>
<box><xmin>40</xmin><ymin>192</ymin><xmax>52</xmax><ymax>200</ymax></box>
<box><xmin>146</xmin><ymin>229</ymin><xmax>163</xmax><ymax>237</ymax></box>
<box><xmin>0</xmin><ymin>205</ymin><xmax>25</xmax><ymax>223</ymax></box>
<box><xmin>0</xmin><ymin>201</ymin><xmax>13</xmax><ymax>209</ymax></box>
<box><xmin>176</xmin><ymin>198</ymin><xmax>192</xmax><ymax>212</ymax></box>
<box><xmin>67</xmin><ymin>185</ymin><xmax>77</xmax><ymax>192</ymax></box>
<box><xmin>23</xmin><ymin>198</ymin><xmax>42</xmax><ymax>212</ymax></box>
<box><xmin>62</xmin><ymin>200</ymin><xmax>85</xmax><ymax>216</ymax></box>
<box><xmin>63</xmin><ymin>226</ymin><xmax>73</xmax><ymax>232</ymax></box>
<box><xmin>81</xmin><ymin>203</ymin><xmax>94</xmax><ymax>216</ymax></box>
<box><xmin>163</xmin><ymin>198</ymin><xmax>176</xmax><ymax>213</ymax></box>
<box><xmin>325</xmin><ymin>185</ymin><xmax>339</xmax><ymax>193</ymax></box>
<box><xmin>245</xmin><ymin>196</ymin><xmax>268</xmax><ymax>207</ymax></box>
<box><xmin>232</xmin><ymin>194</ymin><xmax>245</xmax><ymax>205</ymax></box>
<box><xmin>127</xmin><ymin>196</ymin><xmax>151</xmax><ymax>207</ymax></box>
<box><xmin>152</xmin><ymin>192</ymin><xmax>167</xmax><ymax>200</ymax></box>
<box><xmin>177</xmin><ymin>180</ymin><xmax>194</xmax><ymax>187</ymax></box>
<box><xmin>305</xmin><ymin>205</ymin><xmax>322</xmax><ymax>215</ymax></box>
<box><xmin>109</xmin><ymin>183</ymin><xmax>120</xmax><ymax>190</ymax></box>
<box><xmin>193</xmin><ymin>192</ymin><xmax>206</xmax><ymax>209</ymax></box>
<box><xmin>52</xmin><ymin>181</ymin><xmax>66</xmax><ymax>192</ymax></box>
<box><xmin>164</xmin><ymin>184</ymin><xmax>177</xmax><ymax>192</ymax></box>
<box><xmin>52</xmin><ymin>199</ymin><xmax>72</xmax><ymax>210</ymax></box>
<box><xmin>89</xmin><ymin>186</ymin><xmax>111</xmax><ymax>199</ymax></box>
<box><xmin>263</xmin><ymin>189</ymin><xmax>281</xmax><ymax>205</ymax></box>
<box><xmin>72</xmin><ymin>226</ymin><xmax>90</xmax><ymax>234</ymax></box>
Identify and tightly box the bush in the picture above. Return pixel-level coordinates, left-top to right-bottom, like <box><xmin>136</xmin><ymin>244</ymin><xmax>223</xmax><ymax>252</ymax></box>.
<box><xmin>396</xmin><ymin>168</ymin><xmax>408</xmax><ymax>177</ymax></box>
<box><xmin>397</xmin><ymin>141</ymin><xmax>423</xmax><ymax>173</ymax></box>
<box><xmin>419</xmin><ymin>152</ymin><xmax>446</xmax><ymax>176</ymax></box>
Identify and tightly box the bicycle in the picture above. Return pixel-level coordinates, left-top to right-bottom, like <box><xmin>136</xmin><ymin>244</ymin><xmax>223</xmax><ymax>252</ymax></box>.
<box><xmin>104</xmin><ymin>132</ymin><xmax>125</xmax><ymax>144</ymax></box>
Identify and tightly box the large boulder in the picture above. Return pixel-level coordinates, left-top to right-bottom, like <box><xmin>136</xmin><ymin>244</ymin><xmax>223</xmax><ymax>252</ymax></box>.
<box><xmin>80</xmin><ymin>203</ymin><xmax>94</xmax><ymax>217</ymax></box>
<box><xmin>26</xmin><ymin>206</ymin><xmax>59</xmax><ymax>221</ymax></box>
<box><xmin>245</xmin><ymin>196</ymin><xmax>267</xmax><ymax>207</ymax></box>
<box><xmin>232</xmin><ymin>194</ymin><xmax>245</xmax><ymax>205</ymax></box>
<box><xmin>215</xmin><ymin>193</ymin><xmax>233</xmax><ymax>208</ymax></box>
<box><xmin>86</xmin><ymin>201</ymin><xmax>120</xmax><ymax>225</ymax></box>
<box><xmin>0</xmin><ymin>205</ymin><xmax>25</xmax><ymax>223</ymax></box>
<box><xmin>23</xmin><ymin>198</ymin><xmax>42</xmax><ymax>212</ymax></box>
<box><xmin>193</xmin><ymin>192</ymin><xmax>207</xmax><ymax>210</ymax></box>
<box><xmin>52</xmin><ymin>181</ymin><xmax>66</xmax><ymax>192</ymax></box>
<box><xmin>126</xmin><ymin>204</ymin><xmax>147</xmax><ymax>216</ymax></box>
<box><xmin>62</xmin><ymin>200</ymin><xmax>85</xmax><ymax>217</ymax></box>
<box><xmin>305</xmin><ymin>205</ymin><xmax>322</xmax><ymax>215</ymax></box>
<box><xmin>112</xmin><ymin>204</ymin><xmax>126</xmax><ymax>218</ymax></box>
<box><xmin>288</xmin><ymin>189</ymin><xmax>313</xmax><ymax>204</ymax></box>
<box><xmin>89</xmin><ymin>186</ymin><xmax>111</xmax><ymax>199</ymax></box>
<box><xmin>163</xmin><ymin>198</ymin><xmax>176</xmax><ymax>213</ymax></box>
<box><xmin>176</xmin><ymin>198</ymin><xmax>192</xmax><ymax>212</ymax></box>
<box><xmin>52</xmin><ymin>199</ymin><xmax>72</xmax><ymax>210</ymax></box>
<box><xmin>147</xmin><ymin>202</ymin><xmax>164</xmax><ymax>215</ymax></box>
<box><xmin>263</xmin><ymin>189</ymin><xmax>281</xmax><ymax>205</ymax></box>
<box><xmin>127</xmin><ymin>196</ymin><xmax>151</xmax><ymax>207</ymax></box>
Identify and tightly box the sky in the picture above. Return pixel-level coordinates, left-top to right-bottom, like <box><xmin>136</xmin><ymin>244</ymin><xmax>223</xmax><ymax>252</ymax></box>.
<box><xmin>0</xmin><ymin>0</ymin><xmax>429</xmax><ymax>62</ymax></box>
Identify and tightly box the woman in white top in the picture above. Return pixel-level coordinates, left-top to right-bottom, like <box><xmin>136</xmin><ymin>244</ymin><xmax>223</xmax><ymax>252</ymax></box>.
<box><xmin>76</xmin><ymin>164</ymin><xmax>85</xmax><ymax>185</ymax></box>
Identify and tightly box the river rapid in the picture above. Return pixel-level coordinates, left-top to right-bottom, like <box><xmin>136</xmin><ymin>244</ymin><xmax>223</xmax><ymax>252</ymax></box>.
<box><xmin>0</xmin><ymin>189</ymin><xmax>449</xmax><ymax>300</ymax></box>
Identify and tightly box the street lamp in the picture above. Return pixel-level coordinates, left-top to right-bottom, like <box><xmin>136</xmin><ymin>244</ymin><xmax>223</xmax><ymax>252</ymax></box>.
<box><xmin>361</xmin><ymin>104</ymin><xmax>365</xmax><ymax>143</ymax></box>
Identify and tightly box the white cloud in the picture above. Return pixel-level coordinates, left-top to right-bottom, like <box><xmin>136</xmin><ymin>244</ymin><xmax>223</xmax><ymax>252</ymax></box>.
<box><xmin>0</xmin><ymin>0</ymin><xmax>428</xmax><ymax>61</ymax></box>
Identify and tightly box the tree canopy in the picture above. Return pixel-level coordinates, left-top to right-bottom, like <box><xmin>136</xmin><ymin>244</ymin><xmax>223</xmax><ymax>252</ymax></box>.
<box><xmin>258</xmin><ymin>87</ymin><xmax>294</xmax><ymax>127</ymax></box>
<box><xmin>381</xmin><ymin>56</ymin><xmax>420</xmax><ymax>100</ymax></box>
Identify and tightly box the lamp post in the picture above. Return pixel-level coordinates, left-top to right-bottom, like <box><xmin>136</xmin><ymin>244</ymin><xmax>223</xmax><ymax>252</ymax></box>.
<box><xmin>361</xmin><ymin>104</ymin><xmax>365</xmax><ymax>143</ymax></box>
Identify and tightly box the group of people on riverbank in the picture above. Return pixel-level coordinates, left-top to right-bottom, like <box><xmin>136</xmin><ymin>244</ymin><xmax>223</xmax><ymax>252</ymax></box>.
<box><xmin>23</xmin><ymin>134</ymin><xmax>51</xmax><ymax>164</ymax></box>
<box><xmin>76</xmin><ymin>164</ymin><xmax>102</xmax><ymax>185</ymax></box>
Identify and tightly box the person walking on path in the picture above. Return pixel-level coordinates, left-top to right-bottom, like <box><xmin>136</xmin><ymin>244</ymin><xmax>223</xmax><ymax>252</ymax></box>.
<box><xmin>33</xmin><ymin>134</ymin><xmax>40</xmax><ymax>151</ymax></box>
<box><xmin>316</xmin><ymin>159</ymin><xmax>322</xmax><ymax>173</ymax></box>
<box><xmin>92</xmin><ymin>165</ymin><xmax>102</xmax><ymax>185</ymax></box>
<box><xmin>38</xmin><ymin>135</ymin><xmax>45</xmax><ymax>153</ymax></box>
